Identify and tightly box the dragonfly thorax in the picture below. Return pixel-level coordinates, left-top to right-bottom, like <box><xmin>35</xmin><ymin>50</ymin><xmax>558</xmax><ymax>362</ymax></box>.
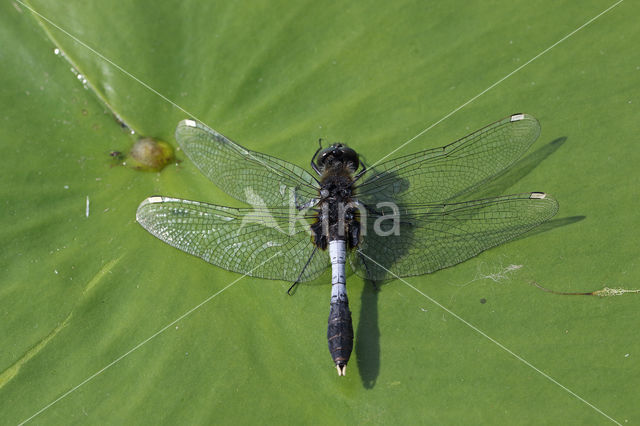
<box><xmin>312</xmin><ymin>172</ymin><xmax>360</xmax><ymax>250</ymax></box>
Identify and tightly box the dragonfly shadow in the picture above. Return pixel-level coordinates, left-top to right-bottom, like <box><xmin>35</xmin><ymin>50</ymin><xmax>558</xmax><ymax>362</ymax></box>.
<box><xmin>352</xmin><ymin>136</ymin><xmax>570</xmax><ymax>387</ymax></box>
<box><xmin>514</xmin><ymin>214</ymin><xmax>585</xmax><ymax>241</ymax></box>
<box><xmin>355</xmin><ymin>280</ymin><xmax>380</xmax><ymax>388</ymax></box>
<box><xmin>464</xmin><ymin>135</ymin><xmax>585</xmax><ymax>241</ymax></box>
<box><xmin>456</xmin><ymin>136</ymin><xmax>567</xmax><ymax>201</ymax></box>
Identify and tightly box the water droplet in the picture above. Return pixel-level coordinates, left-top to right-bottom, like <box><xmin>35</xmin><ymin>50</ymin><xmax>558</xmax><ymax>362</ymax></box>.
<box><xmin>53</xmin><ymin>48</ymin><xmax>60</xmax><ymax>55</ymax></box>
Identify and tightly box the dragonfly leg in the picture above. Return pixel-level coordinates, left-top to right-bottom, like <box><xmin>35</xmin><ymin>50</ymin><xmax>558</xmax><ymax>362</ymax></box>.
<box><xmin>354</xmin><ymin>158</ymin><xmax>368</xmax><ymax>181</ymax></box>
<box><xmin>348</xmin><ymin>219</ymin><xmax>360</xmax><ymax>249</ymax></box>
<box><xmin>311</xmin><ymin>139</ymin><xmax>323</xmax><ymax>176</ymax></box>
<box><xmin>287</xmin><ymin>246</ymin><xmax>319</xmax><ymax>295</ymax></box>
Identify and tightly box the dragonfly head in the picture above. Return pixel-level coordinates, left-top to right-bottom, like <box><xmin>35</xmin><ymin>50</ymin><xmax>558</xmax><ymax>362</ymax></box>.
<box><xmin>317</xmin><ymin>143</ymin><xmax>359</xmax><ymax>173</ymax></box>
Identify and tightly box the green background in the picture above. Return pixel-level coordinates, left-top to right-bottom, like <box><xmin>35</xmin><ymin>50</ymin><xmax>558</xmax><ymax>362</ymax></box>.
<box><xmin>1</xmin><ymin>0</ymin><xmax>638</xmax><ymax>424</ymax></box>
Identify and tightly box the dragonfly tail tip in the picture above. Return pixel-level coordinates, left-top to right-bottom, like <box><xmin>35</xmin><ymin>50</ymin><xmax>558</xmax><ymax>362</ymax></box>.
<box><xmin>336</xmin><ymin>364</ymin><xmax>347</xmax><ymax>376</ymax></box>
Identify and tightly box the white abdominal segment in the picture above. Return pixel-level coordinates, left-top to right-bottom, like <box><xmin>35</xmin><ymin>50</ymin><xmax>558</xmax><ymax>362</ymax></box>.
<box><xmin>329</xmin><ymin>240</ymin><xmax>347</xmax><ymax>303</ymax></box>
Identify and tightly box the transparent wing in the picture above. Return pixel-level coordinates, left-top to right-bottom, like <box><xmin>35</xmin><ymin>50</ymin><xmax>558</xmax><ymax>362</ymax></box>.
<box><xmin>136</xmin><ymin>196</ymin><xmax>328</xmax><ymax>282</ymax></box>
<box><xmin>356</xmin><ymin>114</ymin><xmax>540</xmax><ymax>205</ymax></box>
<box><xmin>350</xmin><ymin>192</ymin><xmax>558</xmax><ymax>281</ymax></box>
<box><xmin>176</xmin><ymin>120</ymin><xmax>319</xmax><ymax>206</ymax></box>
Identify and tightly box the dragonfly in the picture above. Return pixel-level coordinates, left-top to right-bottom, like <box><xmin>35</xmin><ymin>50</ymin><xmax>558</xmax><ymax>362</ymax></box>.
<box><xmin>136</xmin><ymin>113</ymin><xmax>558</xmax><ymax>376</ymax></box>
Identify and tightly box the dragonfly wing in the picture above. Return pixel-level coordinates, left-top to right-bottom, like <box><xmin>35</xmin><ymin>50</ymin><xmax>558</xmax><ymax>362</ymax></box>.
<box><xmin>350</xmin><ymin>192</ymin><xmax>558</xmax><ymax>281</ymax></box>
<box><xmin>176</xmin><ymin>120</ymin><xmax>319</xmax><ymax>207</ymax></box>
<box><xmin>356</xmin><ymin>114</ymin><xmax>540</xmax><ymax>205</ymax></box>
<box><xmin>137</xmin><ymin>196</ymin><xmax>328</xmax><ymax>282</ymax></box>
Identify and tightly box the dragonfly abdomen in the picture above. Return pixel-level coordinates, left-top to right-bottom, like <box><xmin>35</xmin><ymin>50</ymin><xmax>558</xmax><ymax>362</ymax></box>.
<box><xmin>327</xmin><ymin>240</ymin><xmax>354</xmax><ymax>376</ymax></box>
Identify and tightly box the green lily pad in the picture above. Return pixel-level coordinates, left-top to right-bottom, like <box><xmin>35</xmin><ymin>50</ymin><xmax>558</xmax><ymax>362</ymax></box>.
<box><xmin>2</xmin><ymin>0</ymin><xmax>639</xmax><ymax>424</ymax></box>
